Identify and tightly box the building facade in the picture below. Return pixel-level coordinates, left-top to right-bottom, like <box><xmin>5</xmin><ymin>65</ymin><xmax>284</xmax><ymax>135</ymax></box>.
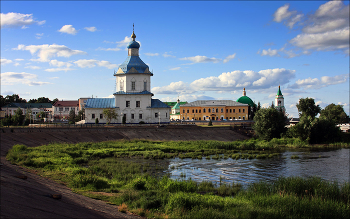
<box><xmin>180</xmin><ymin>100</ymin><xmax>249</xmax><ymax>121</ymax></box>
<box><xmin>52</xmin><ymin>100</ymin><xmax>79</xmax><ymax>121</ymax></box>
<box><xmin>2</xmin><ymin>103</ymin><xmax>53</xmax><ymax>121</ymax></box>
<box><xmin>84</xmin><ymin>28</ymin><xmax>170</xmax><ymax>124</ymax></box>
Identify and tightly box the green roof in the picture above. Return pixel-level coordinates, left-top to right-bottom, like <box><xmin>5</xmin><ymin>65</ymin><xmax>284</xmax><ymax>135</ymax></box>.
<box><xmin>165</xmin><ymin>102</ymin><xmax>187</xmax><ymax>107</ymax></box>
<box><xmin>277</xmin><ymin>86</ymin><xmax>283</xmax><ymax>96</ymax></box>
<box><xmin>172</xmin><ymin>102</ymin><xmax>181</xmax><ymax>110</ymax></box>
<box><xmin>236</xmin><ymin>96</ymin><xmax>256</xmax><ymax>107</ymax></box>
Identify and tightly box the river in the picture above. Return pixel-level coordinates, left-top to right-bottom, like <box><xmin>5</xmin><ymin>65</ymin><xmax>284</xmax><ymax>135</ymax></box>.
<box><xmin>167</xmin><ymin>148</ymin><xmax>350</xmax><ymax>186</ymax></box>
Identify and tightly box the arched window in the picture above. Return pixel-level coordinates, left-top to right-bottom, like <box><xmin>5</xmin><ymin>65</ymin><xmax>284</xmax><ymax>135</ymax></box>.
<box><xmin>203</xmin><ymin>108</ymin><xmax>206</xmax><ymax>113</ymax></box>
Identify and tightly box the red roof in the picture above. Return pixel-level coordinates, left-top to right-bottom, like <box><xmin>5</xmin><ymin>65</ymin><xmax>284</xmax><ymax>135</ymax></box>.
<box><xmin>53</xmin><ymin>100</ymin><xmax>79</xmax><ymax>107</ymax></box>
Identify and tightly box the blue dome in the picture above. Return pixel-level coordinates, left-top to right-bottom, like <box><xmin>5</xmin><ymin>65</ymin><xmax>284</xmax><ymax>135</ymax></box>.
<box><xmin>127</xmin><ymin>41</ymin><xmax>140</xmax><ymax>49</ymax></box>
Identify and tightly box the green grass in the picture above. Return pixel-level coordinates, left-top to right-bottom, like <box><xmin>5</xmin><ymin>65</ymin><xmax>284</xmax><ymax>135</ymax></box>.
<box><xmin>5</xmin><ymin>140</ymin><xmax>350</xmax><ymax>219</ymax></box>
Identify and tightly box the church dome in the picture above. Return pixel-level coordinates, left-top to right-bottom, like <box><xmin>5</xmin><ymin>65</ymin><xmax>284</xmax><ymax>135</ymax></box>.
<box><xmin>237</xmin><ymin>96</ymin><xmax>255</xmax><ymax>107</ymax></box>
<box><xmin>127</xmin><ymin>40</ymin><xmax>140</xmax><ymax>49</ymax></box>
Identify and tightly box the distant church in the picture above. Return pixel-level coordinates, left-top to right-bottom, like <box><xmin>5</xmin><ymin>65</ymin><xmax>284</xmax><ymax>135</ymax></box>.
<box><xmin>275</xmin><ymin>85</ymin><xmax>285</xmax><ymax>114</ymax></box>
<box><xmin>84</xmin><ymin>27</ymin><xmax>170</xmax><ymax>124</ymax></box>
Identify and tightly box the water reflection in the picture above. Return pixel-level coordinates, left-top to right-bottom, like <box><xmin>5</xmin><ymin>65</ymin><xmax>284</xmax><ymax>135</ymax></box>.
<box><xmin>167</xmin><ymin>148</ymin><xmax>349</xmax><ymax>186</ymax></box>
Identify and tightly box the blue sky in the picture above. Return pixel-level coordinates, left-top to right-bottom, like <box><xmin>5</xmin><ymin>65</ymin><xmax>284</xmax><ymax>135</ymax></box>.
<box><xmin>1</xmin><ymin>1</ymin><xmax>349</xmax><ymax>118</ymax></box>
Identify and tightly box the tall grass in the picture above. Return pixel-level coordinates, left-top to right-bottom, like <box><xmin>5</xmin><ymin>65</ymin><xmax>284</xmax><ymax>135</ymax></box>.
<box><xmin>5</xmin><ymin>141</ymin><xmax>350</xmax><ymax>219</ymax></box>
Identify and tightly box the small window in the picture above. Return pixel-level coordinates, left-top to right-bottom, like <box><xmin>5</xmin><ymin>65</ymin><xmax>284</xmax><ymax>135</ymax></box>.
<box><xmin>239</xmin><ymin>109</ymin><xmax>241</xmax><ymax>113</ymax></box>
<box><xmin>144</xmin><ymin>81</ymin><xmax>147</xmax><ymax>91</ymax></box>
<box><xmin>216</xmin><ymin>108</ymin><xmax>218</xmax><ymax>113</ymax></box>
<box><xmin>126</xmin><ymin>101</ymin><xmax>130</xmax><ymax>107</ymax></box>
<box><xmin>183</xmin><ymin>109</ymin><xmax>185</xmax><ymax>113</ymax></box>
<box><xmin>65</xmin><ymin>107</ymin><xmax>69</xmax><ymax>112</ymax></box>
<box><xmin>233</xmin><ymin>117</ymin><xmax>235</xmax><ymax>119</ymax></box>
<box><xmin>208</xmin><ymin>108</ymin><xmax>211</xmax><ymax>113</ymax></box>
<box><xmin>120</xmin><ymin>80</ymin><xmax>124</xmax><ymax>91</ymax></box>
<box><xmin>196</xmin><ymin>109</ymin><xmax>198</xmax><ymax>113</ymax></box>
<box><xmin>230</xmin><ymin>109</ymin><xmax>232</xmax><ymax>113</ymax></box>
<box><xmin>155</xmin><ymin>113</ymin><xmax>158</xmax><ymax>118</ymax></box>
<box><xmin>243</xmin><ymin>109</ymin><xmax>245</xmax><ymax>113</ymax></box>
<box><xmin>212</xmin><ymin>108</ymin><xmax>215</xmax><ymax>113</ymax></box>
<box><xmin>199</xmin><ymin>117</ymin><xmax>201</xmax><ymax>120</ymax></box>
<box><xmin>131</xmin><ymin>114</ymin><xmax>134</xmax><ymax>119</ymax></box>
<box><xmin>226</xmin><ymin>117</ymin><xmax>228</xmax><ymax>120</ymax></box>
<box><xmin>233</xmin><ymin>109</ymin><xmax>235</xmax><ymax>113</ymax></box>
<box><xmin>139</xmin><ymin>114</ymin><xmax>142</xmax><ymax>119</ymax></box>
<box><xmin>131</xmin><ymin>82</ymin><xmax>136</xmax><ymax>90</ymax></box>
<box><xmin>243</xmin><ymin>116</ymin><xmax>245</xmax><ymax>120</ymax></box>
<box><xmin>226</xmin><ymin>109</ymin><xmax>228</xmax><ymax>113</ymax></box>
<box><xmin>92</xmin><ymin>114</ymin><xmax>95</xmax><ymax>119</ymax></box>
<box><xmin>100</xmin><ymin>114</ymin><xmax>103</xmax><ymax>119</ymax></box>
<box><xmin>221</xmin><ymin>108</ymin><xmax>223</xmax><ymax>113</ymax></box>
<box><xmin>136</xmin><ymin>101</ymin><xmax>140</xmax><ymax>107</ymax></box>
<box><xmin>199</xmin><ymin>109</ymin><xmax>201</xmax><ymax>113</ymax></box>
<box><xmin>239</xmin><ymin>116</ymin><xmax>241</xmax><ymax>119</ymax></box>
<box><xmin>187</xmin><ymin>110</ymin><xmax>189</xmax><ymax>113</ymax></box>
<box><xmin>203</xmin><ymin>108</ymin><xmax>206</xmax><ymax>113</ymax></box>
<box><xmin>192</xmin><ymin>109</ymin><xmax>194</xmax><ymax>113</ymax></box>
<box><xmin>59</xmin><ymin>107</ymin><xmax>63</xmax><ymax>111</ymax></box>
<box><xmin>166</xmin><ymin>113</ymin><xmax>167</xmax><ymax>118</ymax></box>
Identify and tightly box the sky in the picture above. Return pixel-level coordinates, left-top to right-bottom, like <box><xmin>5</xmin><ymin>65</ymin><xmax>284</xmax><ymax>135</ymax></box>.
<box><xmin>1</xmin><ymin>1</ymin><xmax>349</xmax><ymax>118</ymax></box>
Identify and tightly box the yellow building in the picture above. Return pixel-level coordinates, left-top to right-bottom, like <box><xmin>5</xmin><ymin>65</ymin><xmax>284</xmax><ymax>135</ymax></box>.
<box><xmin>180</xmin><ymin>100</ymin><xmax>249</xmax><ymax>121</ymax></box>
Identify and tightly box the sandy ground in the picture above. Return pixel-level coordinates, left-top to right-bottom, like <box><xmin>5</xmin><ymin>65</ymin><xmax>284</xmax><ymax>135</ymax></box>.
<box><xmin>0</xmin><ymin>126</ymin><xmax>248</xmax><ymax>218</ymax></box>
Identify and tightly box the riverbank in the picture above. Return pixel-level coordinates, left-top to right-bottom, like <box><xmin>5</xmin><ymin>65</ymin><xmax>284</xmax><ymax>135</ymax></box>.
<box><xmin>5</xmin><ymin>140</ymin><xmax>350</xmax><ymax>218</ymax></box>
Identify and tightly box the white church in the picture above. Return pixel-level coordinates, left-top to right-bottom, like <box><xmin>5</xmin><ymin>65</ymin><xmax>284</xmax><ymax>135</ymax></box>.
<box><xmin>84</xmin><ymin>28</ymin><xmax>171</xmax><ymax>124</ymax></box>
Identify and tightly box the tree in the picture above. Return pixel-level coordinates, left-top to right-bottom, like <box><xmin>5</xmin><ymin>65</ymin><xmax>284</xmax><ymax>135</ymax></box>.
<box><xmin>1</xmin><ymin>94</ymin><xmax>26</xmax><ymax>109</ymax></box>
<box><xmin>75</xmin><ymin>110</ymin><xmax>85</xmax><ymax>122</ymax></box>
<box><xmin>36</xmin><ymin>111</ymin><xmax>46</xmax><ymax>122</ymax></box>
<box><xmin>319</xmin><ymin>103</ymin><xmax>348</xmax><ymax>124</ymax></box>
<box><xmin>68</xmin><ymin>109</ymin><xmax>76</xmax><ymax>124</ymax></box>
<box><xmin>296</xmin><ymin>97</ymin><xmax>321</xmax><ymax>119</ymax></box>
<box><xmin>103</xmin><ymin>108</ymin><xmax>118</xmax><ymax>124</ymax></box>
<box><xmin>12</xmin><ymin>107</ymin><xmax>25</xmax><ymax>126</ymax></box>
<box><xmin>288</xmin><ymin>98</ymin><xmax>342</xmax><ymax>144</ymax></box>
<box><xmin>253</xmin><ymin>107</ymin><xmax>287</xmax><ymax>140</ymax></box>
<box><xmin>257</xmin><ymin>102</ymin><xmax>261</xmax><ymax>111</ymax></box>
<box><xmin>24</xmin><ymin>109</ymin><xmax>32</xmax><ymax>125</ymax></box>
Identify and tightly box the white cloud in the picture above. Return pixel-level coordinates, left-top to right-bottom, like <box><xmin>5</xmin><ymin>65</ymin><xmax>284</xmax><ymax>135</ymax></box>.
<box><xmin>116</xmin><ymin>36</ymin><xmax>132</xmax><ymax>47</ymax></box>
<box><xmin>14</xmin><ymin>63</ymin><xmax>20</xmax><ymax>67</ymax></box>
<box><xmin>163</xmin><ymin>52</ymin><xmax>176</xmax><ymax>58</ymax></box>
<box><xmin>73</xmin><ymin>59</ymin><xmax>118</xmax><ymax>69</ymax></box>
<box><xmin>273</xmin><ymin>4</ymin><xmax>294</xmax><ymax>22</ymax></box>
<box><xmin>96</xmin><ymin>60</ymin><xmax>118</xmax><ymax>69</ymax></box>
<box><xmin>1</xmin><ymin>72</ymin><xmax>50</xmax><ymax>86</ymax></box>
<box><xmin>45</xmin><ymin>67</ymin><xmax>75</xmax><ymax>72</ymax></box>
<box><xmin>290</xmin><ymin>27</ymin><xmax>349</xmax><ymax>51</ymax></box>
<box><xmin>259</xmin><ymin>49</ymin><xmax>279</xmax><ymax>57</ymax></box>
<box><xmin>271</xmin><ymin>1</ymin><xmax>349</xmax><ymax>56</ymax></box>
<box><xmin>152</xmin><ymin>81</ymin><xmax>192</xmax><ymax>95</ymax></box>
<box><xmin>58</xmin><ymin>25</ymin><xmax>78</xmax><ymax>35</ymax></box>
<box><xmin>35</xmin><ymin>33</ymin><xmax>44</xmax><ymax>39</ymax></box>
<box><xmin>153</xmin><ymin>68</ymin><xmax>295</xmax><ymax>95</ymax></box>
<box><xmin>180</xmin><ymin>55</ymin><xmax>221</xmax><ymax>64</ymax></box>
<box><xmin>169</xmin><ymin>67</ymin><xmax>181</xmax><ymax>71</ymax></box>
<box><xmin>1</xmin><ymin>58</ymin><xmax>13</xmax><ymax>65</ymax></box>
<box><xmin>223</xmin><ymin>53</ymin><xmax>236</xmax><ymax>63</ymax></box>
<box><xmin>84</xmin><ymin>26</ymin><xmax>97</xmax><ymax>32</ymax></box>
<box><xmin>160</xmin><ymin>94</ymin><xmax>214</xmax><ymax>103</ymax></box>
<box><xmin>15</xmin><ymin>59</ymin><xmax>24</xmax><ymax>61</ymax></box>
<box><xmin>49</xmin><ymin>59</ymin><xmax>73</xmax><ymax>68</ymax></box>
<box><xmin>144</xmin><ymin>53</ymin><xmax>159</xmax><ymax>56</ymax></box>
<box><xmin>96</xmin><ymin>47</ymin><xmax>121</xmax><ymax>51</ymax></box>
<box><xmin>289</xmin><ymin>74</ymin><xmax>348</xmax><ymax>89</ymax></box>
<box><xmin>1</xmin><ymin>12</ymin><xmax>45</xmax><ymax>28</ymax></box>
<box><xmin>74</xmin><ymin>59</ymin><xmax>97</xmax><ymax>68</ymax></box>
<box><xmin>303</xmin><ymin>19</ymin><xmax>348</xmax><ymax>34</ymax></box>
<box><xmin>13</xmin><ymin>44</ymin><xmax>87</xmax><ymax>62</ymax></box>
<box><xmin>24</xmin><ymin>66</ymin><xmax>41</xmax><ymax>70</ymax></box>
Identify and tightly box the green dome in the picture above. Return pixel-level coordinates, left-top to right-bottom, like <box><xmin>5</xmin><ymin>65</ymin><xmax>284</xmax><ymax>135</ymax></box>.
<box><xmin>237</xmin><ymin>96</ymin><xmax>256</xmax><ymax>107</ymax></box>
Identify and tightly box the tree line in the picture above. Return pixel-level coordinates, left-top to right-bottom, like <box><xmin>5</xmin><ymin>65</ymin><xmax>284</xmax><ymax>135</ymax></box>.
<box><xmin>253</xmin><ymin>98</ymin><xmax>349</xmax><ymax>144</ymax></box>
<box><xmin>0</xmin><ymin>94</ymin><xmax>58</xmax><ymax>109</ymax></box>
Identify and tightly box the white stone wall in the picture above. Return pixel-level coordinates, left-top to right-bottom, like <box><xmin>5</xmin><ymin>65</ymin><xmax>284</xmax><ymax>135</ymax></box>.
<box><xmin>85</xmin><ymin>106</ymin><xmax>170</xmax><ymax>124</ymax></box>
